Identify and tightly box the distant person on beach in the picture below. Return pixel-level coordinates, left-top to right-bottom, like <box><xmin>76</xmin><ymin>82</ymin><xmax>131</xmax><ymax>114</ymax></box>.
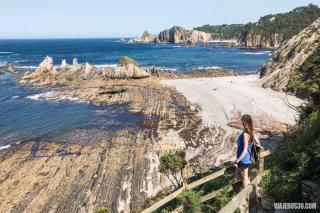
<box><xmin>234</xmin><ymin>114</ymin><xmax>263</xmax><ymax>188</ymax></box>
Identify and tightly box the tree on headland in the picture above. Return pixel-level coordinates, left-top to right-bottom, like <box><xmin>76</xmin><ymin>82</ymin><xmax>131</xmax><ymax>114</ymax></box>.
<box><xmin>159</xmin><ymin>149</ymin><xmax>187</xmax><ymax>189</ymax></box>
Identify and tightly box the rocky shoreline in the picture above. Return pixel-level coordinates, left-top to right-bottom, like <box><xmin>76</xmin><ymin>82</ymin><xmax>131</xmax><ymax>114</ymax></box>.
<box><xmin>0</xmin><ymin>56</ymin><xmax>239</xmax><ymax>212</ymax></box>
<box><xmin>0</xmin><ymin>52</ymin><xmax>303</xmax><ymax>212</ymax></box>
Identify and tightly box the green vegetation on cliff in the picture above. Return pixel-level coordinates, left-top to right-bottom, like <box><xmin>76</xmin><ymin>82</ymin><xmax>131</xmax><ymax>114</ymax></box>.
<box><xmin>288</xmin><ymin>47</ymin><xmax>320</xmax><ymax>100</ymax></box>
<box><xmin>244</xmin><ymin>4</ymin><xmax>320</xmax><ymax>41</ymax></box>
<box><xmin>194</xmin><ymin>24</ymin><xmax>243</xmax><ymax>39</ymax></box>
<box><xmin>195</xmin><ymin>4</ymin><xmax>320</xmax><ymax>46</ymax></box>
<box><xmin>261</xmin><ymin>48</ymin><xmax>320</xmax><ymax>202</ymax></box>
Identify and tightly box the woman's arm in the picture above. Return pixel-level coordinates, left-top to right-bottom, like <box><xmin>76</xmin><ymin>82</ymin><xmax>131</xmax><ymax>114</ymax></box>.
<box><xmin>236</xmin><ymin>133</ymin><xmax>250</xmax><ymax>163</ymax></box>
<box><xmin>253</xmin><ymin>133</ymin><xmax>264</xmax><ymax>149</ymax></box>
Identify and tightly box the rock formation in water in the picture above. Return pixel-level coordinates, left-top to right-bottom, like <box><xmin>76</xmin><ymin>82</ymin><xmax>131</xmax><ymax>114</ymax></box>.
<box><xmin>82</xmin><ymin>62</ymin><xmax>95</xmax><ymax>80</ymax></box>
<box><xmin>129</xmin><ymin>31</ymin><xmax>157</xmax><ymax>43</ymax></box>
<box><xmin>72</xmin><ymin>58</ymin><xmax>80</xmax><ymax>71</ymax></box>
<box><xmin>260</xmin><ymin>18</ymin><xmax>320</xmax><ymax>92</ymax></box>
<box><xmin>111</xmin><ymin>56</ymin><xmax>150</xmax><ymax>79</ymax></box>
<box><xmin>36</xmin><ymin>56</ymin><xmax>58</xmax><ymax>74</ymax></box>
<box><xmin>158</xmin><ymin>26</ymin><xmax>213</xmax><ymax>44</ymax></box>
<box><xmin>20</xmin><ymin>56</ymin><xmax>152</xmax><ymax>86</ymax></box>
<box><xmin>133</xmin><ymin>4</ymin><xmax>320</xmax><ymax>48</ymax></box>
<box><xmin>131</xmin><ymin>26</ymin><xmax>214</xmax><ymax>44</ymax></box>
<box><xmin>60</xmin><ymin>59</ymin><xmax>68</xmax><ymax>69</ymax></box>
<box><xmin>6</xmin><ymin>63</ymin><xmax>15</xmax><ymax>73</ymax></box>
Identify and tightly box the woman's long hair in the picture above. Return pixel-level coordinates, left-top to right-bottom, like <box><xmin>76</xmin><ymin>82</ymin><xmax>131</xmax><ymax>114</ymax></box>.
<box><xmin>241</xmin><ymin>114</ymin><xmax>254</xmax><ymax>143</ymax></box>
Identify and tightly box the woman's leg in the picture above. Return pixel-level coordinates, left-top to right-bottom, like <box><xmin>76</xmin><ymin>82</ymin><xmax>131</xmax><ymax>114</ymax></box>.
<box><xmin>241</xmin><ymin>167</ymin><xmax>250</xmax><ymax>187</ymax></box>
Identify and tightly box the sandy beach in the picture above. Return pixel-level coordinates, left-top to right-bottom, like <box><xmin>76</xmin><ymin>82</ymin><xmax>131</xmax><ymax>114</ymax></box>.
<box><xmin>163</xmin><ymin>74</ymin><xmax>304</xmax><ymax>132</ymax></box>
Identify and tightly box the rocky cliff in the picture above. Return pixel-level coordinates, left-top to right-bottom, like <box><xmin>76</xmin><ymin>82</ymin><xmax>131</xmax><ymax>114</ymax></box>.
<box><xmin>131</xmin><ymin>26</ymin><xmax>214</xmax><ymax>45</ymax></box>
<box><xmin>132</xmin><ymin>4</ymin><xmax>320</xmax><ymax>47</ymax></box>
<box><xmin>196</xmin><ymin>4</ymin><xmax>320</xmax><ymax>48</ymax></box>
<box><xmin>158</xmin><ymin>26</ymin><xmax>213</xmax><ymax>44</ymax></box>
<box><xmin>260</xmin><ymin>18</ymin><xmax>320</xmax><ymax>93</ymax></box>
<box><xmin>128</xmin><ymin>31</ymin><xmax>158</xmax><ymax>43</ymax></box>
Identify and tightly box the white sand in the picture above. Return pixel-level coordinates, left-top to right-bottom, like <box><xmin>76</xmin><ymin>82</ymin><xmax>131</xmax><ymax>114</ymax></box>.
<box><xmin>164</xmin><ymin>74</ymin><xmax>304</xmax><ymax>130</ymax></box>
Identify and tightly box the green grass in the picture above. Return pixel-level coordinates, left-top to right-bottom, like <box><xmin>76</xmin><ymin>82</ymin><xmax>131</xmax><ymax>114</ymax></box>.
<box><xmin>261</xmin><ymin>110</ymin><xmax>320</xmax><ymax>201</ymax></box>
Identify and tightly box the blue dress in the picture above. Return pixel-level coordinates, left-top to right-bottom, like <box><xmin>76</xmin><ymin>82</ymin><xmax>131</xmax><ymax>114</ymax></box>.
<box><xmin>237</xmin><ymin>132</ymin><xmax>253</xmax><ymax>164</ymax></box>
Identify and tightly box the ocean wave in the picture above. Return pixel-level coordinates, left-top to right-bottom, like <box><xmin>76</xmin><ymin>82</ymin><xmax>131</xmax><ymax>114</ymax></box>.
<box><xmin>0</xmin><ymin>144</ymin><xmax>10</xmax><ymax>151</ymax></box>
<box><xmin>15</xmin><ymin>65</ymin><xmax>38</xmax><ymax>69</ymax></box>
<box><xmin>27</xmin><ymin>91</ymin><xmax>58</xmax><ymax>101</ymax></box>
<box><xmin>239</xmin><ymin>51</ymin><xmax>272</xmax><ymax>55</ymax></box>
<box><xmin>143</xmin><ymin>66</ymin><xmax>177</xmax><ymax>72</ymax></box>
<box><xmin>192</xmin><ymin>66</ymin><xmax>223</xmax><ymax>71</ymax></box>
<box><xmin>27</xmin><ymin>91</ymin><xmax>80</xmax><ymax>102</ymax></box>
<box><xmin>10</xmin><ymin>95</ymin><xmax>21</xmax><ymax>99</ymax></box>
<box><xmin>95</xmin><ymin>64</ymin><xmax>117</xmax><ymax>68</ymax></box>
<box><xmin>58</xmin><ymin>96</ymin><xmax>79</xmax><ymax>101</ymax></box>
<box><xmin>0</xmin><ymin>52</ymin><xmax>13</xmax><ymax>54</ymax></box>
<box><xmin>14</xmin><ymin>60</ymin><xmax>28</xmax><ymax>63</ymax></box>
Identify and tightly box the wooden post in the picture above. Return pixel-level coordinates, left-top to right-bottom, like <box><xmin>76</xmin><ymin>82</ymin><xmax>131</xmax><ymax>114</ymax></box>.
<box><xmin>259</xmin><ymin>153</ymin><xmax>264</xmax><ymax>173</ymax></box>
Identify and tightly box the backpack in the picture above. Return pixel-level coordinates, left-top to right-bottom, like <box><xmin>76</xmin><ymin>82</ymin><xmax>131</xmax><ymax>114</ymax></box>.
<box><xmin>250</xmin><ymin>138</ymin><xmax>260</xmax><ymax>164</ymax></box>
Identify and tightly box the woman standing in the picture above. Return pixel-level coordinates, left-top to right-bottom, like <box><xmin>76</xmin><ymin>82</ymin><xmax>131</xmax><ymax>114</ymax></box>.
<box><xmin>235</xmin><ymin>114</ymin><xmax>263</xmax><ymax>188</ymax></box>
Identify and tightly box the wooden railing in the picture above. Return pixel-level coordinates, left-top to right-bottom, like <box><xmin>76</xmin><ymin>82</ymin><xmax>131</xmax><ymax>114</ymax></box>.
<box><xmin>140</xmin><ymin>150</ymin><xmax>272</xmax><ymax>213</ymax></box>
<box><xmin>218</xmin><ymin>150</ymin><xmax>272</xmax><ymax>213</ymax></box>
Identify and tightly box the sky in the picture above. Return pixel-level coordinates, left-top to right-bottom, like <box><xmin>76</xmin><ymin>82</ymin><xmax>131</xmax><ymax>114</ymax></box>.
<box><xmin>1</xmin><ymin>0</ymin><xmax>319</xmax><ymax>39</ymax></box>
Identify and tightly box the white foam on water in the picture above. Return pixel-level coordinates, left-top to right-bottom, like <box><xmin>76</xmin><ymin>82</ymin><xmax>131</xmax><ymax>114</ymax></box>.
<box><xmin>27</xmin><ymin>91</ymin><xmax>57</xmax><ymax>101</ymax></box>
<box><xmin>10</xmin><ymin>95</ymin><xmax>21</xmax><ymax>99</ymax></box>
<box><xmin>0</xmin><ymin>144</ymin><xmax>10</xmax><ymax>150</ymax></box>
<box><xmin>192</xmin><ymin>66</ymin><xmax>223</xmax><ymax>70</ymax></box>
<box><xmin>95</xmin><ymin>64</ymin><xmax>117</xmax><ymax>68</ymax></box>
<box><xmin>59</xmin><ymin>96</ymin><xmax>79</xmax><ymax>101</ymax></box>
<box><xmin>239</xmin><ymin>51</ymin><xmax>272</xmax><ymax>55</ymax></box>
<box><xmin>15</xmin><ymin>65</ymin><xmax>38</xmax><ymax>69</ymax></box>
<box><xmin>27</xmin><ymin>91</ymin><xmax>81</xmax><ymax>102</ymax></box>
<box><xmin>143</xmin><ymin>66</ymin><xmax>177</xmax><ymax>72</ymax></box>
<box><xmin>0</xmin><ymin>52</ymin><xmax>13</xmax><ymax>54</ymax></box>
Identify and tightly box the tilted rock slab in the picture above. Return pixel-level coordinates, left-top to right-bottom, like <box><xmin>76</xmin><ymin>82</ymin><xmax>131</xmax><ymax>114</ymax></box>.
<box><xmin>260</xmin><ymin>18</ymin><xmax>320</xmax><ymax>91</ymax></box>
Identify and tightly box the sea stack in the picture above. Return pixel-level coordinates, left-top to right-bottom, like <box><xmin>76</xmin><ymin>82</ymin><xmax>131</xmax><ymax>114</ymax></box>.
<box><xmin>37</xmin><ymin>56</ymin><xmax>54</xmax><ymax>72</ymax></box>
<box><xmin>112</xmin><ymin>56</ymin><xmax>150</xmax><ymax>79</ymax></box>
<box><xmin>6</xmin><ymin>63</ymin><xmax>15</xmax><ymax>73</ymax></box>
<box><xmin>60</xmin><ymin>59</ymin><xmax>68</xmax><ymax>69</ymax></box>
<box><xmin>72</xmin><ymin>58</ymin><xmax>80</xmax><ymax>71</ymax></box>
<box><xmin>82</xmin><ymin>62</ymin><xmax>95</xmax><ymax>79</ymax></box>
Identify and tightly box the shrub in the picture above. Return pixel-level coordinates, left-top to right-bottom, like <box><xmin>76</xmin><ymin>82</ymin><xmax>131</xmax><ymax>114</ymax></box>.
<box><xmin>118</xmin><ymin>56</ymin><xmax>139</xmax><ymax>66</ymax></box>
<box><xmin>159</xmin><ymin>149</ymin><xmax>187</xmax><ymax>189</ymax></box>
<box><xmin>94</xmin><ymin>208</ymin><xmax>109</xmax><ymax>213</ymax></box>
<box><xmin>177</xmin><ymin>190</ymin><xmax>202</xmax><ymax>213</ymax></box>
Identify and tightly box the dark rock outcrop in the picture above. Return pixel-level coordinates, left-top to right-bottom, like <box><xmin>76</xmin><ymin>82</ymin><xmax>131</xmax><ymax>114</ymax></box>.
<box><xmin>6</xmin><ymin>63</ymin><xmax>15</xmax><ymax>73</ymax></box>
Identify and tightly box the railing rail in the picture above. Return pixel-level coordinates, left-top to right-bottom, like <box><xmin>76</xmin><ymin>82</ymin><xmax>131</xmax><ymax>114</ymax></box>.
<box><xmin>218</xmin><ymin>150</ymin><xmax>272</xmax><ymax>213</ymax></box>
<box><xmin>140</xmin><ymin>150</ymin><xmax>271</xmax><ymax>213</ymax></box>
<box><xmin>141</xmin><ymin>169</ymin><xmax>226</xmax><ymax>213</ymax></box>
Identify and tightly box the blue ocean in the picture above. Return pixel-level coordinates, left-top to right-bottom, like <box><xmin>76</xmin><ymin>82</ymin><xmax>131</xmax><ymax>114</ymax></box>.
<box><xmin>0</xmin><ymin>38</ymin><xmax>273</xmax><ymax>147</ymax></box>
